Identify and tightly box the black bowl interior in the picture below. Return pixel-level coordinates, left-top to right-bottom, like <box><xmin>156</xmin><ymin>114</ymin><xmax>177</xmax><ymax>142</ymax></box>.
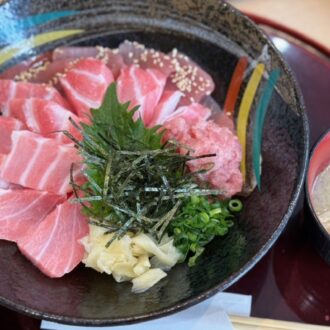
<box><xmin>0</xmin><ymin>0</ymin><xmax>308</xmax><ymax>326</ymax></box>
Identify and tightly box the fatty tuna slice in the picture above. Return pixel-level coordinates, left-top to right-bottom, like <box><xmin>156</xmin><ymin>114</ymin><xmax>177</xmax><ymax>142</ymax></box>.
<box><xmin>25</xmin><ymin>59</ymin><xmax>73</xmax><ymax>86</ymax></box>
<box><xmin>0</xmin><ymin>131</ymin><xmax>82</xmax><ymax>195</ymax></box>
<box><xmin>164</xmin><ymin>103</ymin><xmax>211</xmax><ymax>126</ymax></box>
<box><xmin>0</xmin><ymin>79</ymin><xmax>70</xmax><ymax>110</ymax></box>
<box><xmin>148</xmin><ymin>90</ymin><xmax>182</xmax><ymax>127</ymax></box>
<box><xmin>166</xmin><ymin>49</ymin><xmax>215</xmax><ymax>106</ymax></box>
<box><xmin>18</xmin><ymin>200</ymin><xmax>89</xmax><ymax>278</ymax></box>
<box><xmin>53</xmin><ymin>46</ymin><xmax>126</xmax><ymax>79</ymax></box>
<box><xmin>0</xmin><ymin>52</ymin><xmax>52</xmax><ymax>80</ymax></box>
<box><xmin>53</xmin><ymin>47</ymin><xmax>99</xmax><ymax>61</ymax></box>
<box><xmin>5</xmin><ymin>98</ymin><xmax>83</xmax><ymax>143</ymax></box>
<box><xmin>117</xmin><ymin>65</ymin><xmax>166</xmax><ymax>126</ymax></box>
<box><xmin>118</xmin><ymin>40</ymin><xmax>173</xmax><ymax>77</ymax></box>
<box><xmin>0</xmin><ymin>178</ymin><xmax>21</xmax><ymax>190</ymax></box>
<box><xmin>59</xmin><ymin>58</ymin><xmax>114</xmax><ymax>117</ymax></box>
<box><xmin>0</xmin><ymin>189</ymin><xmax>63</xmax><ymax>242</ymax></box>
<box><xmin>0</xmin><ymin>117</ymin><xmax>24</xmax><ymax>154</ymax></box>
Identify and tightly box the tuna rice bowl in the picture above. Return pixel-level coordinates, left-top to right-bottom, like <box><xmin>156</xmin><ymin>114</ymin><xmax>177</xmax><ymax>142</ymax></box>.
<box><xmin>0</xmin><ymin>40</ymin><xmax>256</xmax><ymax>292</ymax></box>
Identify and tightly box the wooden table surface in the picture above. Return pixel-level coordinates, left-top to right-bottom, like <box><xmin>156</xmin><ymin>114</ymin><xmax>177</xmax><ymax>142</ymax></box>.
<box><xmin>229</xmin><ymin>0</ymin><xmax>330</xmax><ymax>52</ymax></box>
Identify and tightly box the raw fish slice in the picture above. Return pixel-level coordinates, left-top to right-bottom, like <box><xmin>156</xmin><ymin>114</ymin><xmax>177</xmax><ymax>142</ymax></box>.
<box><xmin>0</xmin><ymin>117</ymin><xmax>24</xmax><ymax>154</ymax></box>
<box><xmin>201</xmin><ymin>95</ymin><xmax>234</xmax><ymax>131</ymax></box>
<box><xmin>118</xmin><ymin>40</ymin><xmax>173</xmax><ymax>77</ymax></box>
<box><xmin>0</xmin><ymin>179</ymin><xmax>10</xmax><ymax>189</ymax></box>
<box><xmin>0</xmin><ymin>80</ymin><xmax>70</xmax><ymax>110</ymax></box>
<box><xmin>53</xmin><ymin>46</ymin><xmax>126</xmax><ymax>79</ymax></box>
<box><xmin>148</xmin><ymin>90</ymin><xmax>182</xmax><ymax>127</ymax></box>
<box><xmin>118</xmin><ymin>41</ymin><xmax>214</xmax><ymax>105</ymax></box>
<box><xmin>103</xmin><ymin>49</ymin><xmax>127</xmax><ymax>79</ymax></box>
<box><xmin>117</xmin><ymin>65</ymin><xmax>166</xmax><ymax>125</ymax></box>
<box><xmin>6</xmin><ymin>98</ymin><xmax>83</xmax><ymax>143</ymax></box>
<box><xmin>0</xmin><ymin>131</ymin><xmax>82</xmax><ymax>195</ymax></box>
<box><xmin>0</xmin><ymin>178</ymin><xmax>21</xmax><ymax>190</ymax></box>
<box><xmin>18</xmin><ymin>200</ymin><xmax>89</xmax><ymax>278</ymax></box>
<box><xmin>164</xmin><ymin>103</ymin><xmax>211</xmax><ymax>126</ymax></box>
<box><xmin>166</xmin><ymin>49</ymin><xmax>215</xmax><ymax>105</ymax></box>
<box><xmin>26</xmin><ymin>59</ymin><xmax>73</xmax><ymax>86</ymax></box>
<box><xmin>53</xmin><ymin>47</ymin><xmax>99</xmax><ymax>61</ymax></box>
<box><xmin>0</xmin><ymin>189</ymin><xmax>63</xmax><ymax>242</ymax></box>
<box><xmin>59</xmin><ymin>58</ymin><xmax>114</xmax><ymax>117</ymax></box>
<box><xmin>0</xmin><ymin>53</ymin><xmax>52</xmax><ymax>80</ymax></box>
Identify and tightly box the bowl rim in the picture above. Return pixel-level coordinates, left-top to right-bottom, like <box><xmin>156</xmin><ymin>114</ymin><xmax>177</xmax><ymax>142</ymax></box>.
<box><xmin>0</xmin><ymin>1</ymin><xmax>310</xmax><ymax>326</ymax></box>
<box><xmin>305</xmin><ymin>128</ymin><xmax>330</xmax><ymax>240</ymax></box>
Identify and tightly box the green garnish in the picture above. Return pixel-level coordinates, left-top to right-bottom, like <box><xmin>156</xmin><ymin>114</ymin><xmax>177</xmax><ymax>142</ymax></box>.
<box><xmin>169</xmin><ymin>196</ymin><xmax>238</xmax><ymax>266</ymax></box>
<box><xmin>67</xmin><ymin>83</ymin><xmax>241</xmax><ymax>265</ymax></box>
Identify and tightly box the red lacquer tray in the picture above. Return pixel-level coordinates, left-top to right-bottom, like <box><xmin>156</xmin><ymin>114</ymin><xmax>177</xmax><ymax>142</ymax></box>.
<box><xmin>1</xmin><ymin>18</ymin><xmax>330</xmax><ymax>330</ymax></box>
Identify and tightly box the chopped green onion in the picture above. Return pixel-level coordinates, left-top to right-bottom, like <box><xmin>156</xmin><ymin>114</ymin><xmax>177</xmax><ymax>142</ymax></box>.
<box><xmin>228</xmin><ymin>199</ymin><xmax>243</xmax><ymax>213</ymax></box>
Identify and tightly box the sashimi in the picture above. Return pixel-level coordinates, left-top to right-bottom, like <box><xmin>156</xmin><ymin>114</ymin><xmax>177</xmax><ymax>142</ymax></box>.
<box><xmin>0</xmin><ymin>79</ymin><xmax>70</xmax><ymax>110</ymax></box>
<box><xmin>0</xmin><ymin>178</ymin><xmax>21</xmax><ymax>190</ymax></box>
<box><xmin>53</xmin><ymin>46</ymin><xmax>125</xmax><ymax>79</ymax></box>
<box><xmin>0</xmin><ymin>117</ymin><xmax>24</xmax><ymax>154</ymax></box>
<box><xmin>18</xmin><ymin>200</ymin><xmax>89</xmax><ymax>278</ymax></box>
<box><xmin>148</xmin><ymin>90</ymin><xmax>182</xmax><ymax>127</ymax></box>
<box><xmin>59</xmin><ymin>58</ymin><xmax>114</xmax><ymax>117</ymax></box>
<box><xmin>0</xmin><ymin>52</ymin><xmax>52</xmax><ymax>80</ymax></box>
<box><xmin>5</xmin><ymin>98</ymin><xmax>83</xmax><ymax>142</ymax></box>
<box><xmin>0</xmin><ymin>131</ymin><xmax>82</xmax><ymax>195</ymax></box>
<box><xmin>25</xmin><ymin>59</ymin><xmax>74</xmax><ymax>86</ymax></box>
<box><xmin>53</xmin><ymin>47</ymin><xmax>99</xmax><ymax>61</ymax></box>
<box><xmin>166</xmin><ymin>48</ymin><xmax>215</xmax><ymax>105</ymax></box>
<box><xmin>118</xmin><ymin>41</ymin><xmax>215</xmax><ymax>106</ymax></box>
<box><xmin>117</xmin><ymin>65</ymin><xmax>166</xmax><ymax>125</ymax></box>
<box><xmin>118</xmin><ymin>40</ymin><xmax>173</xmax><ymax>77</ymax></box>
<box><xmin>164</xmin><ymin>103</ymin><xmax>211</xmax><ymax>126</ymax></box>
<box><xmin>0</xmin><ymin>189</ymin><xmax>63</xmax><ymax>242</ymax></box>
<box><xmin>201</xmin><ymin>95</ymin><xmax>234</xmax><ymax>131</ymax></box>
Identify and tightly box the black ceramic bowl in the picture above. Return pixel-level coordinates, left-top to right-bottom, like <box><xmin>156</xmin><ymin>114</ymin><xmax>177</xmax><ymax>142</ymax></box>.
<box><xmin>306</xmin><ymin>130</ymin><xmax>330</xmax><ymax>264</ymax></box>
<box><xmin>0</xmin><ymin>0</ymin><xmax>309</xmax><ymax>326</ymax></box>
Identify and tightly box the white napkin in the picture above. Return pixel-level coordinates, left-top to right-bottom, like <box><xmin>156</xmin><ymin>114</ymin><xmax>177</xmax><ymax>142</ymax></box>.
<box><xmin>41</xmin><ymin>292</ymin><xmax>252</xmax><ymax>330</ymax></box>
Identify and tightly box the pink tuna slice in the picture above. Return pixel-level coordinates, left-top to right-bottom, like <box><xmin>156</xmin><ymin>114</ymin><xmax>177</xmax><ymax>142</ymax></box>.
<box><xmin>0</xmin><ymin>131</ymin><xmax>82</xmax><ymax>195</ymax></box>
<box><xmin>59</xmin><ymin>58</ymin><xmax>114</xmax><ymax>117</ymax></box>
<box><xmin>0</xmin><ymin>178</ymin><xmax>22</xmax><ymax>190</ymax></box>
<box><xmin>165</xmin><ymin>103</ymin><xmax>211</xmax><ymax>126</ymax></box>
<box><xmin>0</xmin><ymin>79</ymin><xmax>70</xmax><ymax>111</ymax></box>
<box><xmin>117</xmin><ymin>65</ymin><xmax>166</xmax><ymax>126</ymax></box>
<box><xmin>53</xmin><ymin>46</ymin><xmax>126</xmax><ymax>79</ymax></box>
<box><xmin>201</xmin><ymin>95</ymin><xmax>234</xmax><ymax>131</ymax></box>
<box><xmin>0</xmin><ymin>189</ymin><xmax>64</xmax><ymax>242</ymax></box>
<box><xmin>0</xmin><ymin>53</ymin><xmax>52</xmax><ymax>80</ymax></box>
<box><xmin>5</xmin><ymin>98</ymin><xmax>84</xmax><ymax>143</ymax></box>
<box><xmin>53</xmin><ymin>47</ymin><xmax>99</xmax><ymax>61</ymax></box>
<box><xmin>0</xmin><ymin>117</ymin><xmax>25</xmax><ymax>154</ymax></box>
<box><xmin>166</xmin><ymin>49</ymin><xmax>215</xmax><ymax>106</ymax></box>
<box><xmin>148</xmin><ymin>90</ymin><xmax>182</xmax><ymax>127</ymax></box>
<box><xmin>26</xmin><ymin>59</ymin><xmax>73</xmax><ymax>87</ymax></box>
<box><xmin>18</xmin><ymin>199</ymin><xmax>89</xmax><ymax>278</ymax></box>
<box><xmin>118</xmin><ymin>40</ymin><xmax>173</xmax><ymax>77</ymax></box>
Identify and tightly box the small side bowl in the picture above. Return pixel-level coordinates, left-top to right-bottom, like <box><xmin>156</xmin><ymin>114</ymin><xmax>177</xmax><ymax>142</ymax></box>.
<box><xmin>306</xmin><ymin>129</ymin><xmax>330</xmax><ymax>264</ymax></box>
